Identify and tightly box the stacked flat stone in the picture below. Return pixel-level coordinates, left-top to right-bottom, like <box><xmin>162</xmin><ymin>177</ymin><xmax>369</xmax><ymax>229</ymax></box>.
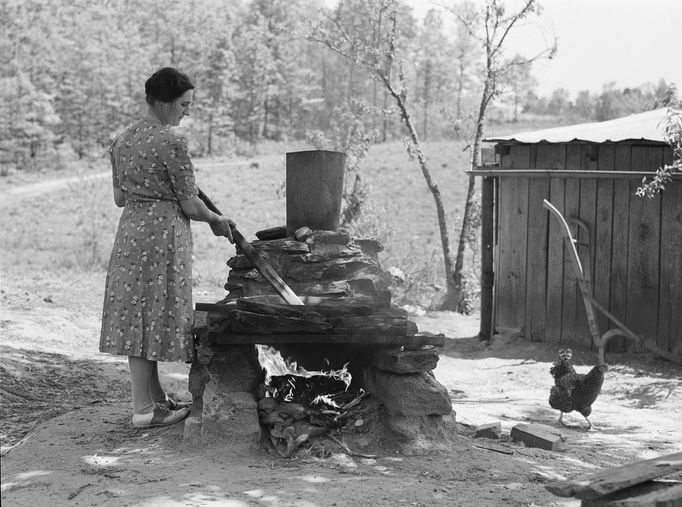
<box><xmin>223</xmin><ymin>227</ymin><xmax>391</xmax><ymax>305</ymax></box>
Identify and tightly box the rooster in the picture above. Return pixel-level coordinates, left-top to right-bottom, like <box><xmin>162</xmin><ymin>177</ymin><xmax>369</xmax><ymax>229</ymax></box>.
<box><xmin>549</xmin><ymin>349</ymin><xmax>576</xmax><ymax>384</ymax></box>
<box><xmin>549</xmin><ymin>348</ymin><xmax>608</xmax><ymax>430</ymax></box>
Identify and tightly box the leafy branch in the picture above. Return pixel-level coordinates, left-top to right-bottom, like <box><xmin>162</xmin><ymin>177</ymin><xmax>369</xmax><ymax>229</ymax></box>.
<box><xmin>637</xmin><ymin>103</ymin><xmax>682</xmax><ymax>198</ymax></box>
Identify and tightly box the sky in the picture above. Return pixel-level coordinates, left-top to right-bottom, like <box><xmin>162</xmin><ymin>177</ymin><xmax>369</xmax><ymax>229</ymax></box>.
<box><xmin>410</xmin><ymin>0</ymin><xmax>682</xmax><ymax>99</ymax></box>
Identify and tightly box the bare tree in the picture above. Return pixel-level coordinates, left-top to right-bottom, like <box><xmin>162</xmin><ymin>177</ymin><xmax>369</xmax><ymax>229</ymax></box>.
<box><xmin>309</xmin><ymin>0</ymin><xmax>460</xmax><ymax>309</ymax></box>
<box><xmin>443</xmin><ymin>0</ymin><xmax>556</xmax><ymax>311</ymax></box>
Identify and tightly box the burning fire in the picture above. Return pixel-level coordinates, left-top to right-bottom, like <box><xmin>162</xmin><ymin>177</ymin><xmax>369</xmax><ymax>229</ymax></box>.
<box><xmin>255</xmin><ymin>344</ymin><xmax>368</xmax><ymax>457</ymax></box>
<box><xmin>256</xmin><ymin>344</ymin><xmax>352</xmax><ymax>389</ymax></box>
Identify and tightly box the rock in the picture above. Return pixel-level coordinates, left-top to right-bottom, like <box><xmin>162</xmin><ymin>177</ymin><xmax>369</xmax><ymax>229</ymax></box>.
<box><xmin>255</xmin><ymin>225</ymin><xmax>288</xmax><ymax>240</ymax></box>
<box><xmin>385</xmin><ymin>413</ymin><xmax>458</xmax><ymax>453</ymax></box>
<box><xmin>292</xmin><ymin>420</ymin><xmax>329</xmax><ymax>438</ymax></box>
<box><xmin>189</xmin><ymin>345</ymin><xmax>263</xmax><ymax>446</ymax></box>
<box><xmin>474</xmin><ymin>422</ymin><xmax>502</xmax><ymax>439</ymax></box>
<box><xmin>277</xmin><ymin>402</ymin><xmax>307</xmax><ymax>420</ymax></box>
<box><xmin>355</xmin><ymin>238</ymin><xmax>383</xmax><ymax>255</ymax></box>
<box><xmin>368</xmin><ymin>345</ymin><xmax>439</xmax><ymax>374</ymax></box>
<box><xmin>305</xmin><ymin>230</ymin><xmax>350</xmax><ymax>245</ymax></box>
<box><xmin>294</xmin><ymin>226</ymin><xmax>313</xmax><ymax>241</ymax></box>
<box><xmin>260</xmin><ymin>411</ymin><xmax>285</xmax><ymax>425</ymax></box>
<box><xmin>201</xmin><ymin>391</ymin><xmax>261</xmax><ymax>447</ymax></box>
<box><xmin>257</xmin><ymin>397</ymin><xmax>278</xmax><ymax>412</ymax></box>
<box><xmin>361</xmin><ymin>364</ymin><xmax>452</xmax><ymax>416</ymax></box>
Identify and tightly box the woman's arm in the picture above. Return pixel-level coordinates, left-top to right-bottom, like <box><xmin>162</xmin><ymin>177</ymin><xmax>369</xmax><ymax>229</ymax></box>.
<box><xmin>180</xmin><ymin>196</ymin><xmax>235</xmax><ymax>242</ymax></box>
<box><xmin>179</xmin><ymin>196</ymin><xmax>221</xmax><ymax>223</ymax></box>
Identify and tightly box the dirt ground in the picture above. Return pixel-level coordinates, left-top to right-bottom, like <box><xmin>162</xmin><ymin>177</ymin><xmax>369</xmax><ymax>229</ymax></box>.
<box><xmin>1</xmin><ymin>269</ymin><xmax>681</xmax><ymax>507</ymax></box>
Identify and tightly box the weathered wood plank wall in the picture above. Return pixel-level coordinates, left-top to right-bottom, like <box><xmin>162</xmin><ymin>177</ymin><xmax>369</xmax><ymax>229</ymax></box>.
<box><xmin>525</xmin><ymin>143</ymin><xmax>550</xmax><ymax>341</ymax></box>
<box><xmin>610</xmin><ymin>144</ymin><xmax>632</xmax><ymax>350</ymax></box>
<box><xmin>545</xmin><ymin>144</ymin><xmax>566</xmax><ymax>342</ymax></box>
<box><xmin>594</xmin><ymin>143</ymin><xmax>615</xmax><ymax>341</ymax></box>
<box><xmin>658</xmin><ymin>143</ymin><xmax>681</xmax><ymax>353</ymax></box>
<box><xmin>495</xmin><ymin>145</ymin><xmax>529</xmax><ymax>332</ymax></box>
<box><xmin>494</xmin><ymin>142</ymin><xmax>679</xmax><ymax>354</ymax></box>
<box><xmin>626</xmin><ymin>147</ymin><xmax>663</xmax><ymax>342</ymax></box>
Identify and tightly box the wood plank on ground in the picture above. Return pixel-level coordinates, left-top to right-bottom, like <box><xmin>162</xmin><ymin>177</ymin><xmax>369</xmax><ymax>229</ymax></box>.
<box><xmin>582</xmin><ymin>481</ymin><xmax>682</xmax><ymax>507</ymax></box>
<box><xmin>545</xmin><ymin>451</ymin><xmax>682</xmax><ymax>500</ymax></box>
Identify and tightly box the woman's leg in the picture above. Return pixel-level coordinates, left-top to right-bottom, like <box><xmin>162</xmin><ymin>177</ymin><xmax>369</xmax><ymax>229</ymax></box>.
<box><xmin>128</xmin><ymin>356</ymin><xmax>190</xmax><ymax>428</ymax></box>
<box><xmin>149</xmin><ymin>361</ymin><xmax>168</xmax><ymax>404</ymax></box>
<box><xmin>149</xmin><ymin>361</ymin><xmax>191</xmax><ymax>410</ymax></box>
<box><xmin>128</xmin><ymin>356</ymin><xmax>156</xmax><ymax>414</ymax></box>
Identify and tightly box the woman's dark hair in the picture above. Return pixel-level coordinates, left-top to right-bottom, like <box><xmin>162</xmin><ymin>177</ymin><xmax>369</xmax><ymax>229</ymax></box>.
<box><xmin>145</xmin><ymin>67</ymin><xmax>195</xmax><ymax>105</ymax></box>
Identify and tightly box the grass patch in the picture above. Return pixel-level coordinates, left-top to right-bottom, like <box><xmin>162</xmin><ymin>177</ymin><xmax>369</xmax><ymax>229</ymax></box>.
<box><xmin>1</xmin><ymin>137</ymin><xmax>487</xmax><ymax>308</ymax></box>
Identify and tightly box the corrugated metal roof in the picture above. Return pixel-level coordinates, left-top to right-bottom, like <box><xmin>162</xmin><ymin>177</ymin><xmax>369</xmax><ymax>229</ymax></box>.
<box><xmin>484</xmin><ymin>108</ymin><xmax>673</xmax><ymax>144</ymax></box>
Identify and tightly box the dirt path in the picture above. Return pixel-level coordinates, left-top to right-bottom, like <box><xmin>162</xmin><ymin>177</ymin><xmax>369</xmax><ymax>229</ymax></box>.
<box><xmin>1</xmin><ymin>271</ymin><xmax>681</xmax><ymax>506</ymax></box>
<box><xmin>1</xmin><ymin>171</ymin><xmax>681</xmax><ymax>506</ymax></box>
<box><xmin>0</xmin><ymin>156</ymin><xmax>270</xmax><ymax>207</ymax></box>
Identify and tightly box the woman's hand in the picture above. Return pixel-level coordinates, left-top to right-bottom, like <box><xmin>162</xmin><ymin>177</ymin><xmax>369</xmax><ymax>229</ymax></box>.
<box><xmin>210</xmin><ymin>216</ymin><xmax>236</xmax><ymax>243</ymax></box>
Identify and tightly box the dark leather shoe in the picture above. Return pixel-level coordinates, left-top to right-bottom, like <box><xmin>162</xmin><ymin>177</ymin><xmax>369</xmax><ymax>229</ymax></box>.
<box><xmin>132</xmin><ymin>405</ymin><xmax>190</xmax><ymax>429</ymax></box>
<box><xmin>166</xmin><ymin>397</ymin><xmax>192</xmax><ymax>410</ymax></box>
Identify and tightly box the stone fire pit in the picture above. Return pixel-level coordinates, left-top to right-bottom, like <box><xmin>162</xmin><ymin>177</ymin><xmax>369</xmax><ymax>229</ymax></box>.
<box><xmin>183</xmin><ymin>150</ymin><xmax>456</xmax><ymax>454</ymax></box>
<box><xmin>184</xmin><ymin>226</ymin><xmax>455</xmax><ymax>453</ymax></box>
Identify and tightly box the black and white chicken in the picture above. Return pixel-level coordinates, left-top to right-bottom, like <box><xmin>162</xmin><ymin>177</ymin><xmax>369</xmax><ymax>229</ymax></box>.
<box><xmin>549</xmin><ymin>348</ymin><xmax>608</xmax><ymax>430</ymax></box>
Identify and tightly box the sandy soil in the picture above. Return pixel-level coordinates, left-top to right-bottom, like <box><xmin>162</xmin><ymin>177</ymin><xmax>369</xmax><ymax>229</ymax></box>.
<box><xmin>2</xmin><ymin>168</ymin><xmax>681</xmax><ymax>506</ymax></box>
<box><xmin>1</xmin><ymin>269</ymin><xmax>681</xmax><ymax>507</ymax></box>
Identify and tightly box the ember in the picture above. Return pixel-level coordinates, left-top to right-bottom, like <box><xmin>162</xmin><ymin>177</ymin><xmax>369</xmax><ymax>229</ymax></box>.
<box><xmin>256</xmin><ymin>344</ymin><xmax>367</xmax><ymax>456</ymax></box>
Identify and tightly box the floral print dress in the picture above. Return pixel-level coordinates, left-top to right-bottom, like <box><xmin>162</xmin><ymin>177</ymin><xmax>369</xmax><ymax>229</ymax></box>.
<box><xmin>99</xmin><ymin>118</ymin><xmax>198</xmax><ymax>362</ymax></box>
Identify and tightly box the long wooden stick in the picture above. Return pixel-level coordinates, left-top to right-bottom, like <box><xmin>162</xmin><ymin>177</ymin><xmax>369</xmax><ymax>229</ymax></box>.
<box><xmin>198</xmin><ymin>188</ymin><xmax>304</xmax><ymax>306</ymax></box>
<box><xmin>328</xmin><ymin>434</ymin><xmax>377</xmax><ymax>459</ymax></box>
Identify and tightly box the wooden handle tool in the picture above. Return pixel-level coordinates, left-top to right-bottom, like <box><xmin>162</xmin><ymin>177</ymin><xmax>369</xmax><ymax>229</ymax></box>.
<box><xmin>198</xmin><ymin>188</ymin><xmax>304</xmax><ymax>306</ymax></box>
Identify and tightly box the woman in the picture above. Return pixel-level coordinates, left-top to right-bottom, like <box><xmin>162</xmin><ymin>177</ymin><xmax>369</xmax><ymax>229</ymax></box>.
<box><xmin>100</xmin><ymin>67</ymin><xmax>235</xmax><ymax>429</ymax></box>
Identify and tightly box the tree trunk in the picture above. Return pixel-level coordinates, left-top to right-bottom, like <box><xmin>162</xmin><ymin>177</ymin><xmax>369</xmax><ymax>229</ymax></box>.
<box><xmin>207</xmin><ymin>113</ymin><xmax>213</xmax><ymax>156</ymax></box>
<box><xmin>422</xmin><ymin>62</ymin><xmax>430</xmax><ymax>141</ymax></box>
<box><xmin>450</xmin><ymin>72</ymin><xmax>492</xmax><ymax>312</ymax></box>
<box><xmin>455</xmin><ymin>56</ymin><xmax>465</xmax><ymax>123</ymax></box>
<box><xmin>384</xmin><ymin>77</ymin><xmax>455</xmax><ymax>310</ymax></box>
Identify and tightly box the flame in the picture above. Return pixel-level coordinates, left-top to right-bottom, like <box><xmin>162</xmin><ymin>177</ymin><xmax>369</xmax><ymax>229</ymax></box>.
<box><xmin>255</xmin><ymin>344</ymin><xmax>351</xmax><ymax>388</ymax></box>
<box><xmin>311</xmin><ymin>394</ymin><xmax>341</xmax><ymax>408</ymax></box>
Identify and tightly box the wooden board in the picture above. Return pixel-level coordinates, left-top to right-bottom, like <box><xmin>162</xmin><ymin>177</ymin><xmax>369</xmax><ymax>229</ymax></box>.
<box><xmin>609</xmin><ymin>144</ymin><xmax>631</xmax><ymax>349</ymax></box>
<box><xmin>580</xmin><ymin>482</ymin><xmax>682</xmax><ymax>507</ymax></box>
<box><xmin>545</xmin><ymin>144</ymin><xmax>567</xmax><ymax>342</ymax></box>
<box><xmin>495</xmin><ymin>145</ymin><xmax>530</xmax><ymax>333</ymax></box>
<box><xmin>594</xmin><ymin>143</ymin><xmax>615</xmax><ymax>345</ymax></box>
<box><xmin>576</xmin><ymin>144</ymin><xmax>598</xmax><ymax>344</ymax></box>
<box><xmin>211</xmin><ymin>332</ymin><xmax>446</xmax><ymax>347</ymax></box>
<box><xmin>658</xmin><ymin>178</ymin><xmax>682</xmax><ymax>354</ymax></box>
<box><xmin>626</xmin><ymin>146</ymin><xmax>662</xmax><ymax>341</ymax></box>
<box><xmin>545</xmin><ymin>451</ymin><xmax>682</xmax><ymax>500</ymax></box>
<box><xmin>525</xmin><ymin>143</ymin><xmax>550</xmax><ymax>342</ymax></box>
<box><xmin>194</xmin><ymin>303</ymin><xmax>415</xmax><ymax>336</ymax></box>
<box><xmin>560</xmin><ymin>143</ymin><xmax>582</xmax><ymax>345</ymax></box>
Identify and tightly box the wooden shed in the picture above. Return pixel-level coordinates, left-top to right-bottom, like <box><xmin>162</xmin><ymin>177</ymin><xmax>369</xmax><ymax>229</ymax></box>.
<box><xmin>474</xmin><ymin>108</ymin><xmax>681</xmax><ymax>357</ymax></box>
